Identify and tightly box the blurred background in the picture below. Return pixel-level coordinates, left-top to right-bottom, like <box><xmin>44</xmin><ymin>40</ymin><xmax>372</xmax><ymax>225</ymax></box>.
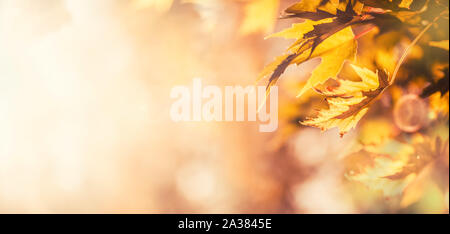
<box><xmin>0</xmin><ymin>0</ymin><xmax>448</xmax><ymax>213</ymax></box>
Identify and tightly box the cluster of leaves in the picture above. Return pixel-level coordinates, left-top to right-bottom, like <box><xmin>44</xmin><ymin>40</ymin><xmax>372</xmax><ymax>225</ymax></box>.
<box><xmin>259</xmin><ymin>0</ymin><xmax>449</xmax><ymax>136</ymax></box>
<box><xmin>261</xmin><ymin>0</ymin><xmax>449</xmax><ymax>210</ymax></box>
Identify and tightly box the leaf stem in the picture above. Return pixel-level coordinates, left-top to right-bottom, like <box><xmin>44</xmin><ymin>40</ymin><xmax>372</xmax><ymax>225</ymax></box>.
<box><xmin>390</xmin><ymin>10</ymin><xmax>448</xmax><ymax>85</ymax></box>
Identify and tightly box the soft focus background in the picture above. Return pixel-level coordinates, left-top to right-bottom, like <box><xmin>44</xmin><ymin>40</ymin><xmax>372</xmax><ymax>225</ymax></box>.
<box><xmin>0</xmin><ymin>0</ymin><xmax>448</xmax><ymax>213</ymax></box>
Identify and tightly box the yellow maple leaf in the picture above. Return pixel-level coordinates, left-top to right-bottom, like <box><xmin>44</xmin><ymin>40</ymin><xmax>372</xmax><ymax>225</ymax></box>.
<box><xmin>346</xmin><ymin>133</ymin><xmax>449</xmax><ymax>202</ymax></box>
<box><xmin>295</xmin><ymin>26</ymin><xmax>357</xmax><ymax>97</ymax></box>
<box><xmin>257</xmin><ymin>19</ymin><xmax>333</xmax><ymax>83</ymax></box>
<box><xmin>359</xmin><ymin>0</ymin><xmax>416</xmax><ymax>10</ymax></box>
<box><xmin>259</xmin><ymin>23</ymin><xmax>357</xmax><ymax>97</ymax></box>
<box><xmin>285</xmin><ymin>0</ymin><xmax>340</xmax><ymax>15</ymax></box>
<box><xmin>345</xmin><ymin>140</ymin><xmax>416</xmax><ymax>197</ymax></box>
<box><xmin>258</xmin><ymin>0</ymin><xmax>371</xmax><ymax>101</ymax></box>
<box><xmin>301</xmin><ymin>64</ymin><xmax>389</xmax><ymax>136</ymax></box>
<box><xmin>240</xmin><ymin>0</ymin><xmax>280</xmax><ymax>35</ymax></box>
<box><xmin>285</xmin><ymin>0</ymin><xmax>365</xmax><ymax>17</ymax></box>
<box><xmin>265</xmin><ymin>19</ymin><xmax>332</xmax><ymax>40</ymax></box>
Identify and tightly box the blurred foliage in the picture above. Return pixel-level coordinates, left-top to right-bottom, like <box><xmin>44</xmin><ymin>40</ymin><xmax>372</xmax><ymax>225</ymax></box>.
<box><xmin>0</xmin><ymin>0</ymin><xmax>447</xmax><ymax>214</ymax></box>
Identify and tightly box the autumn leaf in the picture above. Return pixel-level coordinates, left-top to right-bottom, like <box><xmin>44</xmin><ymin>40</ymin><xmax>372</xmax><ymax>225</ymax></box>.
<box><xmin>283</xmin><ymin>0</ymin><xmax>339</xmax><ymax>20</ymax></box>
<box><xmin>265</xmin><ymin>19</ymin><xmax>332</xmax><ymax>40</ymax></box>
<box><xmin>295</xmin><ymin>26</ymin><xmax>357</xmax><ymax>97</ymax></box>
<box><xmin>301</xmin><ymin>64</ymin><xmax>389</xmax><ymax>136</ymax></box>
<box><xmin>260</xmin><ymin>0</ymin><xmax>448</xmax><ymax>100</ymax></box>
<box><xmin>259</xmin><ymin>23</ymin><xmax>358</xmax><ymax>97</ymax></box>
<box><xmin>344</xmin><ymin>140</ymin><xmax>416</xmax><ymax>197</ymax></box>
<box><xmin>345</xmin><ymin>135</ymin><xmax>449</xmax><ymax>201</ymax></box>
<box><xmin>258</xmin><ymin>1</ymin><xmax>383</xmax><ymax>100</ymax></box>
<box><xmin>284</xmin><ymin>0</ymin><xmax>366</xmax><ymax>19</ymax></box>
<box><xmin>359</xmin><ymin>0</ymin><xmax>418</xmax><ymax>11</ymax></box>
<box><xmin>384</xmin><ymin>136</ymin><xmax>449</xmax><ymax>180</ymax></box>
<box><xmin>285</xmin><ymin>0</ymin><xmax>336</xmax><ymax>13</ymax></box>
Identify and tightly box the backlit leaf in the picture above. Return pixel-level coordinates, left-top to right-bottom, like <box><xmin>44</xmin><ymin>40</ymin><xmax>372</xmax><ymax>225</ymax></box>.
<box><xmin>301</xmin><ymin>64</ymin><xmax>389</xmax><ymax>136</ymax></box>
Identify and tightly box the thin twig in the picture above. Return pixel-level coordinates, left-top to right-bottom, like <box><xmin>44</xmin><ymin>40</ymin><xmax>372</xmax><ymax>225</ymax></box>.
<box><xmin>390</xmin><ymin>10</ymin><xmax>448</xmax><ymax>85</ymax></box>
